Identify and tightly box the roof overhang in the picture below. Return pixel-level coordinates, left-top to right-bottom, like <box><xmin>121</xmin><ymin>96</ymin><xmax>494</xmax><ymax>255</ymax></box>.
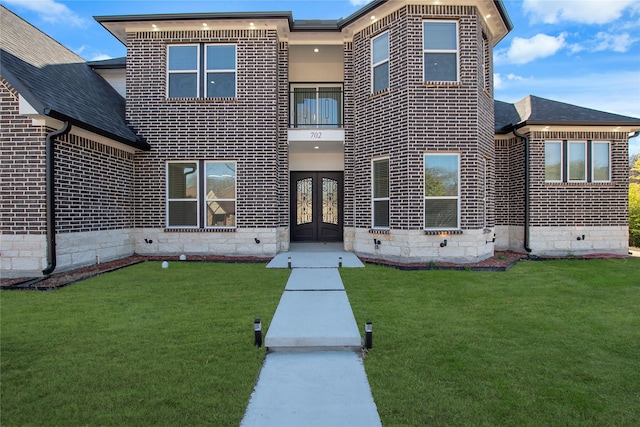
<box><xmin>96</xmin><ymin>0</ymin><xmax>513</xmax><ymax>46</ymax></box>
<box><xmin>496</xmin><ymin>121</ymin><xmax>640</xmax><ymax>137</ymax></box>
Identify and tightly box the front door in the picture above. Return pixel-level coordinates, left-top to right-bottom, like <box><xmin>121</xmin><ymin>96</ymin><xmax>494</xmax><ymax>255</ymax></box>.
<box><xmin>290</xmin><ymin>172</ymin><xmax>343</xmax><ymax>242</ymax></box>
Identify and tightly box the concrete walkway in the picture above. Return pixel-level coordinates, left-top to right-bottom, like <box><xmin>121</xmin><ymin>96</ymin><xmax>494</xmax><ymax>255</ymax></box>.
<box><xmin>241</xmin><ymin>245</ymin><xmax>381</xmax><ymax>427</ymax></box>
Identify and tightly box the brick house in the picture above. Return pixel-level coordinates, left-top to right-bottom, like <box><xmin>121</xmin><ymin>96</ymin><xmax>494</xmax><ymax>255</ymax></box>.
<box><xmin>2</xmin><ymin>1</ymin><xmax>639</xmax><ymax>276</ymax></box>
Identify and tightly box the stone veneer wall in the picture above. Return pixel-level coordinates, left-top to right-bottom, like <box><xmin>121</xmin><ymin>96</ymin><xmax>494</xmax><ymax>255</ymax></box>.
<box><xmin>346</xmin><ymin>5</ymin><xmax>495</xmax><ymax>262</ymax></box>
<box><xmin>126</xmin><ymin>29</ymin><xmax>284</xmax><ymax>256</ymax></box>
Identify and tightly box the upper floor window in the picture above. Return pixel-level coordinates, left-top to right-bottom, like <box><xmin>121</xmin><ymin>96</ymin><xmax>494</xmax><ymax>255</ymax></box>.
<box><xmin>168</xmin><ymin>45</ymin><xmax>199</xmax><ymax>98</ymax></box>
<box><xmin>372</xmin><ymin>31</ymin><xmax>389</xmax><ymax>93</ymax></box>
<box><xmin>167</xmin><ymin>44</ymin><xmax>237</xmax><ymax>99</ymax></box>
<box><xmin>424</xmin><ymin>153</ymin><xmax>460</xmax><ymax>229</ymax></box>
<box><xmin>206</xmin><ymin>45</ymin><xmax>237</xmax><ymax>98</ymax></box>
<box><xmin>423</xmin><ymin>21</ymin><xmax>458</xmax><ymax>83</ymax></box>
<box><xmin>544</xmin><ymin>141</ymin><xmax>611</xmax><ymax>183</ymax></box>
<box><xmin>372</xmin><ymin>158</ymin><xmax>390</xmax><ymax>228</ymax></box>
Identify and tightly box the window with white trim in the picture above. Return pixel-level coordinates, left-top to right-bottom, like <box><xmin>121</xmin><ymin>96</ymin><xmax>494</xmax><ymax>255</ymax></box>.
<box><xmin>167</xmin><ymin>44</ymin><xmax>236</xmax><ymax>99</ymax></box>
<box><xmin>423</xmin><ymin>21</ymin><xmax>458</xmax><ymax>82</ymax></box>
<box><xmin>166</xmin><ymin>160</ymin><xmax>237</xmax><ymax>228</ymax></box>
<box><xmin>545</xmin><ymin>142</ymin><xmax>563</xmax><ymax>182</ymax></box>
<box><xmin>568</xmin><ymin>141</ymin><xmax>587</xmax><ymax>182</ymax></box>
<box><xmin>372</xmin><ymin>31</ymin><xmax>389</xmax><ymax>93</ymax></box>
<box><xmin>424</xmin><ymin>154</ymin><xmax>460</xmax><ymax>229</ymax></box>
<box><xmin>205</xmin><ymin>161</ymin><xmax>236</xmax><ymax>227</ymax></box>
<box><xmin>167</xmin><ymin>161</ymin><xmax>199</xmax><ymax>227</ymax></box>
<box><xmin>544</xmin><ymin>141</ymin><xmax>611</xmax><ymax>183</ymax></box>
<box><xmin>167</xmin><ymin>45</ymin><xmax>199</xmax><ymax>98</ymax></box>
<box><xmin>592</xmin><ymin>142</ymin><xmax>611</xmax><ymax>182</ymax></box>
<box><xmin>205</xmin><ymin>45</ymin><xmax>237</xmax><ymax>98</ymax></box>
<box><xmin>372</xmin><ymin>158</ymin><xmax>390</xmax><ymax>228</ymax></box>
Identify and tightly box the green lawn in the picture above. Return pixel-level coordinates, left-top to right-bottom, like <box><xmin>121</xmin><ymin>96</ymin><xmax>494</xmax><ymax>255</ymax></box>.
<box><xmin>2</xmin><ymin>259</ymin><xmax>639</xmax><ymax>426</ymax></box>
<box><xmin>1</xmin><ymin>262</ymin><xmax>288</xmax><ymax>426</ymax></box>
<box><xmin>342</xmin><ymin>258</ymin><xmax>640</xmax><ymax>427</ymax></box>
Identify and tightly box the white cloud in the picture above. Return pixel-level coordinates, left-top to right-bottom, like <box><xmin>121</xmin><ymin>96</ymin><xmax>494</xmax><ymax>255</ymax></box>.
<box><xmin>89</xmin><ymin>54</ymin><xmax>113</xmax><ymax>61</ymax></box>
<box><xmin>523</xmin><ymin>0</ymin><xmax>638</xmax><ymax>25</ymax></box>
<box><xmin>495</xmin><ymin>33</ymin><xmax>566</xmax><ymax>65</ymax></box>
<box><xmin>3</xmin><ymin>0</ymin><xmax>87</xmax><ymax>28</ymax></box>
<box><xmin>494</xmin><ymin>73</ymin><xmax>504</xmax><ymax>90</ymax></box>
<box><xmin>349</xmin><ymin>0</ymin><xmax>374</xmax><ymax>5</ymax></box>
<box><xmin>592</xmin><ymin>32</ymin><xmax>637</xmax><ymax>52</ymax></box>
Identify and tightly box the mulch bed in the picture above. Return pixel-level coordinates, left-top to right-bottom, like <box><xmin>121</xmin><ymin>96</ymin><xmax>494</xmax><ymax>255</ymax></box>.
<box><xmin>1</xmin><ymin>251</ymin><xmax>632</xmax><ymax>291</ymax></box>
<box><xmin>0</xmin><ymin>255</ymin><xmax>271</xmax><ymax>291</ymax></box>
<box><xmin>361</xmin><ymin>250</ymin><xmax>525</xmax><ymax>271</ymax></box>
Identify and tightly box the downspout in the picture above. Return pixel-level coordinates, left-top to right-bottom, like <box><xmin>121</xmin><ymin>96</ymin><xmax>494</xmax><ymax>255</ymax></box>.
<box><xmin>512</xmin><ymin>126</ymin><xmax>532</xmax><ymax>253</ymax></box>
<box><xmin>42</xmin><ymin>121</ymin><xmax>71</xmax><ymax>276</ymax></box>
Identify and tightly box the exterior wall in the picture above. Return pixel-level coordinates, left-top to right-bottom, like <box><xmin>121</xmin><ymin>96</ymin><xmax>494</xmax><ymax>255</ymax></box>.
<box><xmin>494</xmin><ymin>136</ymin><xmax>525</xmax><ymax>252</ymax></box>
<box><xmin>1</xmin><ymin>78</ymin><xmax>138</xmax><ymax>274</ymax></box>
<box><xmin>350</xmin><ymin>227</ymin><xmax>494</xmax><ymax>263</ymax></box>
<box><xmin>126</xmin><ymin>29</ymin><xmax>286</xmax><ymax>256</ymax></box>
<box><xmin>346</xmin><ymin>5</ymin><xmax>495</xmax><ymax>262</ymax></box>
<box><xmin>528</xmin><ymin>130</ymin><xmax>629</xmax><ymax>256</ymax></box>
<box><xmin>495</xmin><ymin>131</ymin><xmax>629</xmax><ymax>256</ymax></box>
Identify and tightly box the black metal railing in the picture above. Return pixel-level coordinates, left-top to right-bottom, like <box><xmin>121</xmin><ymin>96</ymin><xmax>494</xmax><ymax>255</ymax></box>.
<box><xmin>289</xmin><ymin>87</ymin><xmax>343</xmax><ymax>128</ymax></box>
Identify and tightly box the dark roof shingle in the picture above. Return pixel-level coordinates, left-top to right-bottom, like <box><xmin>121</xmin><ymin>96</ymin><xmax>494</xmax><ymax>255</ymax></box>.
<box><xmin>0</xmin><ymin>6</ymin><xmax>146</xmax><ymax>149</ymax></box>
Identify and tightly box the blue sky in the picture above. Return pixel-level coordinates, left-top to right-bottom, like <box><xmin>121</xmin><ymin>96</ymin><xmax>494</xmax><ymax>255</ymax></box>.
<box><xmin>4</xmin><ymin>0</ymin><xmax>639</xmax><ymax>155</ymax></box>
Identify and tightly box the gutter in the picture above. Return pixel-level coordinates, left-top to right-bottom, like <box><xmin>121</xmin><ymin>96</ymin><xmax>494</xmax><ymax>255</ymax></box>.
<box><xmin>42</xmin><ymin>122</ymin><xmax>72</xmax><ymax>276</ymax></box>
<box><xmin>512</xmin><ymin>126</ymin><xmax>532</xmax><ymax>253</ymax></box>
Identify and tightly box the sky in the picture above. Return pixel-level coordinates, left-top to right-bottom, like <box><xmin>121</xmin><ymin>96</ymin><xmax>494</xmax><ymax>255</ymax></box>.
<box><xmin>3</xmin><ymin>0</ymin><xmax>640</xmax><ymax>155</ymax></box>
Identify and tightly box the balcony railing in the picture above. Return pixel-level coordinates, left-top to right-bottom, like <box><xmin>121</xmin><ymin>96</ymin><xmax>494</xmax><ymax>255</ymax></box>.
<box><xmin>290</xmin><ymin>86</ymin><xmax>343</xmax><ymax>128</ymax></box>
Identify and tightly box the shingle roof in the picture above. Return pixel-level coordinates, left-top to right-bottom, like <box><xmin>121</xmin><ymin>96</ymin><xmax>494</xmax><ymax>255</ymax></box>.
<box><xmin>495</xmin><ymin>95</ymin><xmax>640</xmax><ymax>132</ymax></box>
<box><xmin>87</xmin><ymin>57</ymin><xmax>126</xmax><ymax>69</ymax></box>
<box><xmin>0</xmin><ymin>6</ymin><xmax>147</xmax><ymax>149</ymax></box>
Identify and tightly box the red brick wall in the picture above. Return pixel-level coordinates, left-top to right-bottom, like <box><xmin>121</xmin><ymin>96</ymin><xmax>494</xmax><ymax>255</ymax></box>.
<box><xmin>350</xmin><ymin>5</ymin><xmax>495</xmax><ymax>231</ymax></box>
<box><xmin>0</xmin><ymin>78</ymin><xmax>46</xmax><ymax>234</ymax></box>
<box><xmin>528</xmin><ymin>131</ymin><xmax>629</xmax><ymax>227</ymax></box>
<box><xmin>1</xmin><ymin>78</ymin><xmax>136</xmax><ymax>236</ymax></box>
<box><xmin>126</xmin><ymin>29</ymin><xmax>283</xmax><ymax>229</ymax></box>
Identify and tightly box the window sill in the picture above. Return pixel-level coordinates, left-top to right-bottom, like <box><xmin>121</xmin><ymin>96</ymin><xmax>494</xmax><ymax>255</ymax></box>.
<box><xmin>369</xmin><ymin>89</ymin><xmax>389</xmax><ymax>99</ymax></box>
<box><xmin>164</xmin><ymin>227</ymin><xmax>237</xmax><ymax>232</ymax></box>
<box><xmin>165</xmin><ymin>97</ymin><xmax>238</xmax><ymax>103</ymax></box>
<box><xmin>544</xmin><ymin>181</ymin><xmax>613</xmax><ymax>186</ymax></box>
<box><xmin>369</xmin><ymin>228</ymin><xmax>390</xmax><ymax>234</ymax></box>
<box><xmin>424</xmin><ymin>229</ymin><xmax>463</xmax><ymax>235</ymax></box>
<box><xmin>422</xmin><ymin>82</ymin><xmax>461</xmax><ymax>88</ymax></box>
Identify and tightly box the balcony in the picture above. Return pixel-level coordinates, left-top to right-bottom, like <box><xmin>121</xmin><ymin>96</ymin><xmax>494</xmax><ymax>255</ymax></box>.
<box><xmin>288</xmin><ymin>85</ymin><xmax>344</xmax><ymax>143</ymax></box>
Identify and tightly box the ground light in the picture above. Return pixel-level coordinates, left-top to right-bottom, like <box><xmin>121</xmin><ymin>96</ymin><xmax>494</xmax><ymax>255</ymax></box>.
<box><xmin>254</xmin><ymin>318</ymin><xmax>263</xmax><ymax>348</ymax></box>
<box><xmin>365</xmin><ymin>321</ymin><xmax>373</xmax><ymax>349</ymax></box>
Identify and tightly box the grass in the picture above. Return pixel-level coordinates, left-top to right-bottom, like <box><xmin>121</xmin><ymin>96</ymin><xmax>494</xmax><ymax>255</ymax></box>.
<box><xmin>341</xmin><ymin>258</ymin><xmax>640</xmax><ymax>426</ymax></box>
<box><xmin>1</xmin><ymin>262</ymin><xmax>288</xmax><ymax>426</ymax></box>
<box><xmin>3</xmin><ymin>259</ymin><xmax>639</xmax><ymax>426</ymax></box>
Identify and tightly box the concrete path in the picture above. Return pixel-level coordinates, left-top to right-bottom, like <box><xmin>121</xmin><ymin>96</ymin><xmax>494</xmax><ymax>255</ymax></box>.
<box><xmin>241</xmin><ymin>246</ymin><xmax>381</xmax><ymax>427</ymax></box>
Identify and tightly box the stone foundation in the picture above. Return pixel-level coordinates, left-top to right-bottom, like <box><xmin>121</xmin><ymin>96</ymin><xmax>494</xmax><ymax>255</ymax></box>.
<box><xmin>346</xmin><ymin>227</ymin><xmax>495</xmax><ymax>264</ymax></box>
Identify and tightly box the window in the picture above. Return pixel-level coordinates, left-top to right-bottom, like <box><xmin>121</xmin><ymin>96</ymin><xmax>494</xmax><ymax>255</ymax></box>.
<box><xmin>167</xmin><ymin>162</ymin><xmax>199</xmax><ymax>227</ymax></box>
<box><xmin>205</xmin><ymin>45</ymin><xmax>237</xmax><ymax>98</ymax></box>
<box><xmin>167</xmin><ymin>161</ymin><xmax>237</xmax><ymax>228</ymax></box>
<box><xmin>568</xmin><ymin>142</ymin><xmax>586</xmax><ymax>182</ymax></box>
<box><xmin>372</xmin><ymin>31</ymin><xmax>389</xmax><ymax>93</ymax></box>
<box><xmin>423</xmin><ymin>21</ymin><xmax>458</xmax><ymax>82</ymax></box>
<box><xmin>592</xmin><ymin>142</ymin><xmax>611</xmax><ymax>182</ymax></box>
<box><xmin>424</xmin><ymin>154</ymin><xmax>460</xmax><ymax>229</ymax></box>
<box><xmin>205</xmin><ymin>162</ymin><xmax>236</xmax><ymax>227</ymax></box>
<box><xmin>544</xmin><ymin>141</ymin><xmax>611</xmax><ymax>183</ymax></box>
<box><xmin>372</xmin><ymin>158</ymin><xmax>390</xmax><ymax>228</ymax></box>
<box><xmin>167</xmin><ymin>45</ymin><xmax>199</xmax><ymax>98</ymax></box>
<box><xmin>482</xmin><ymin>33</ymin><xmax>490</xmax><ymax>90</ymax></box>
<box><xmin>545</xmin><ymin>142</ymin><xmax>563</xmax><ymax>182</ymax></box>
<box><xmin>167</xmin><ymin>44</ymin><xmax>236</xmax><ymax>99</ymax></box>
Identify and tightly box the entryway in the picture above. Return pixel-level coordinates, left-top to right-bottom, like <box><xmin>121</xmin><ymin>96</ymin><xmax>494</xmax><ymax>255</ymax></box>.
<box><xmin>290</xmin><ymin>172</ymin><xmax>343</xmax><ymax>242</ymax></box>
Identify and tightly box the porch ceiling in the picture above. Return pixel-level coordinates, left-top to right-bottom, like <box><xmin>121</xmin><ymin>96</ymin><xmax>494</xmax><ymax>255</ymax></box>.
<box><xmin>288</xmin><ymin>140</ymin><xmax>344</xmax><ymax>154</ymax></box>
